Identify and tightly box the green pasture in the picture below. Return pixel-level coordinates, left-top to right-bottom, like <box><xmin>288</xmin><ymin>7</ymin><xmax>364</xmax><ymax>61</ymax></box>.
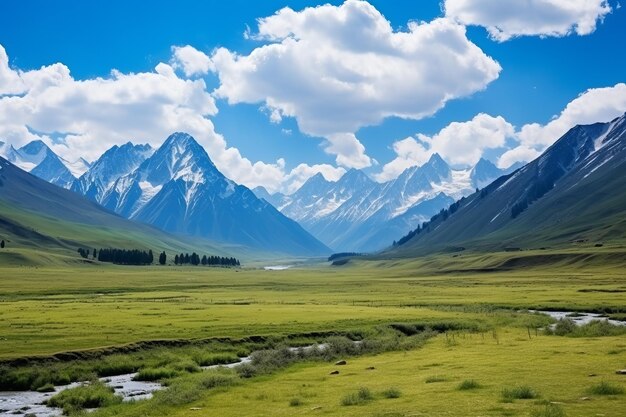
<box><xmin>0</xmin><ymin>247</ymin><xmax>624</xmax><ymax>359</ymax></box>
<box><xmin>0</xmin><ymin>246</ymin><xmax>624</xmax><ymax>416</ymax></box>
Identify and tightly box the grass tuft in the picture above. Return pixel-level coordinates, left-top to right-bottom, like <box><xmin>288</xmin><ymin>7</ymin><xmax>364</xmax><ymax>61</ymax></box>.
<box><xmin>46</xmin><ymin>381</ymin><xmax>121</xmax><ymax>414</ymax></box>
<box><xmin>35</xmin><ymin>382</ymin><xmax>55</xmax><ymax>393</ymax></box>
<box><xmin>547</xmin><ymin>319</ymin><xmax>626</xmax><ymax>337</ymax></box>
<box><xmin>192</xmin><ymin>353</ymin><xmax>240</xmax><ymax>367</ymax></box>
<box><xmin>289</xmin><ymin>397</ymin><xmax>303</xmax><ymax>406</ymax></box>
<box><xmin>425</xmin><ymin>375</ymin><xmax>447</xmax><ymax>383</ymax></box>
<box><xmin>341</xmin><ymin>387</ymin><xmax>373</xmax><ymax>406</ymax></box>
<box><xmin>457</xmin><ymin>379</ymin><xmax>481</xmax><ymax>390</ymax></box>
<box><xmin>587</xmin><ymin>381</ymin><xmax>624</xmax><ymax>395</ymax></box>
<box><xmin>501</xmin><ymin>385</ymin><xmax>539</xmax><ymax>401</ymax></box>
<box><xmin>154</xmin><ymin>371</ymin><xmax>239</xmax><ymax>406</ymax></box>
<box><xmin>133</xmin><ymin>367</ymin><xmax>179</xmax><ymax>381</ymax></box>
<box><xmin>95</xmin><ymin>355</ymin><xmax>138</xmax><ymax>377</ymax></box>
<box><xmin>382</xmin><ymin>387</ymin><xmax>401</xmax><ymax>398</ymax></box>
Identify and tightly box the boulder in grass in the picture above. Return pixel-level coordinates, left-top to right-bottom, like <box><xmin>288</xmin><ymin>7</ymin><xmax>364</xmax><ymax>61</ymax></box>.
<box><xmin>335</xmin><ymin>360</ymin><xmax>347</xmax><ymax>366</ymax></box>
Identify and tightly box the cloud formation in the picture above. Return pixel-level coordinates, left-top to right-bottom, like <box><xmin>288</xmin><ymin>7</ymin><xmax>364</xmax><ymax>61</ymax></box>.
<box><xmin>0</xmin><ymin>43</ymin><xmax>334</xmax><ymax>194</ymax></box>
<box><xmin>282</xmin><ymin>163</ymin><xmax>347</xmax><ymax>194</ymax></box>
<box><xmin>210</xmin><ymin>0</ymin><xmax>501</xmax><ymax>168</ymax></box>
<box><xmin>444</xmin><ymin>0</ymin><xmax>612</xmax><ymax>41</ymax></box>
<box><xmin>171</xmin><ymin>45</ymin><xmax>214</xmax><ymax>77</ymax></box>
<box><xmin>500</xmin><ymin>83</ymin><xmax>626</xmax><ymax>167</ymax></box>
<box><xmin>376</xmin><ymin>114</ymin><xmax>514</xmax><ymax>181</ymax></box>
<box><xmin>379</xmin><ymin>83</ymin><xmax>626</xmax><ymax>176</ymax></box>
<box><xmin>0</xmin><ymin>45</ymin><xmax>26</xmax><ymax>95</ymax></box>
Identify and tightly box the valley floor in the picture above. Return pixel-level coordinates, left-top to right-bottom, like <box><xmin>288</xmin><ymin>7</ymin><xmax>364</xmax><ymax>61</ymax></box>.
<box><xmin>168</xmin><ymin>330</ymin><xmax>626</xmax><ymax>417</ymax></box>
<box><xmin>0</xmin><ymin>246</ymin><xmax>625</xmax><ymax>416</ymax></box>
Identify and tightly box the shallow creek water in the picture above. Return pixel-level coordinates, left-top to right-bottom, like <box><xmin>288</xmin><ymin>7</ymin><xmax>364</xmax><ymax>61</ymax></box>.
<box><xmin>532</xmin><ymin>310</ymin><xmax>626</xmax><ymax>327</ymax></box>
<box><xmin>0</xmin><ymin>344</ymin><xmax>327</xmax><ymax>416</ymax></box>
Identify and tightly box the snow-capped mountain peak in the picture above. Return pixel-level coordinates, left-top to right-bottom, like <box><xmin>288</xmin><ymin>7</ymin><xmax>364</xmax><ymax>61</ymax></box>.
<box><xmin>70</xmin><ymin>132</ymin><xmax>329</xmax><ymax>255</ymax></box>
<box><xmin>0</xmin><ymin>140</ymin><xmax>76</xmax><ymax>188</ymax></box>
<box><xmin>139</xmin><ymin>132</ymin><xmax>221</xmax><ymax>186</ymax></box>
<box><xmin>11</xmin><ymin>140</ymin><xmax>50</xmax><ymax>170</ymax></box>
<box><xmin>65</xmin><ymin>157</ymin><xmax>92</xmax><ymax>178</ymax></box>
<box><xmin>337</xmin><ymin>168</ymin><xmax>375</xmax><ymax>190</ymax></box>
<box><xmin>297</xmin><ymin>172</ymin><xmax>331</xmax><ymax>195</ymax></box>
<box><xmin>72</xmin><ymin>141</ymin><xmax>154</xmax><ymax>202</ymax></box>
<box><xmin>256</xmin><ymin>151</ymin><xmax>508</xmax><ymax>252</ymax></box>
<box><xmin>471</xmin><ymin>157</ymin><xmax>505</xmax><ymax>189</ymax></box>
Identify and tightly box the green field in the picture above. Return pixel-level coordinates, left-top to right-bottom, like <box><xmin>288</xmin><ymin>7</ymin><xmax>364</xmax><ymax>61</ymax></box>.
<box><xmin>0</xmin><ymin>247</ymin><xmax>625</xmax><ymax>416</ymax></box>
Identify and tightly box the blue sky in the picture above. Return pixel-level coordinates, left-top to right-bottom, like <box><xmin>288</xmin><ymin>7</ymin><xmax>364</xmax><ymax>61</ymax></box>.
<box><xmin>0</xmin><ymin>0</ymin><xmax>625</xmax><ymax>192</ymax></box>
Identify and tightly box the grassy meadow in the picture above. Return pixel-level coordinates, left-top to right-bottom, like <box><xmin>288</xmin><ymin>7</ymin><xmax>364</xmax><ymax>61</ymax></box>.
<box><xmin>0</xmin><ymin>246</ymin><xmax>625</xmax><ymax>416</ymax></box>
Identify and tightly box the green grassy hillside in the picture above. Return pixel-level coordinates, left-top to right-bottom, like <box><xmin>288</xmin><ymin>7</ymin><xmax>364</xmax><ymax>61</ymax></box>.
<box><xmin>390</xmin><ymin>120</ymin><xmax>626</xmax><ymax>257</ymax></box>
<box><xmin>0</xmin><ymin>158</ymin><xmax>265</xmax><ymax>265</ymax></box>
<box><xmin>0</xmin><ymin>249</ymin><xmax>624</xmax><ymax>417</ymax></box>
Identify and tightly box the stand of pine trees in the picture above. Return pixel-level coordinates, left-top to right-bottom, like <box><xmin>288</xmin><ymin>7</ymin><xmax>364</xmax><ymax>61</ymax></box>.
<box><xmin>97</xmin><ymin>248</ymin><xmax>154</xmax><ymax>265</ymax></box>
<box><xmin>78</xmin><ymin>247</ymin><xmax>239</xmax><ymax>267</ymax></box>
<box><xmin>158</xmin><ymin>251</ymin><xmax>167</xmax><ymax>265</ymax></box>
<box><xmin>174</xmin><ymin>252</ymin><xmax>240</xmax><ymax>267</ymax></box>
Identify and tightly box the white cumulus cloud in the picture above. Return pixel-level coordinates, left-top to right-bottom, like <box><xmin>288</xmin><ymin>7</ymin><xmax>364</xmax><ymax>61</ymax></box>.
<box><xmin>497</xmin><ymin>146</ymin><xmax>541</xmax><ymax>169</ymax></box>
<box><xmin>374</xmin><ymin>137</ymin><xmax>431</xmax><ymax>182</ymax></box>
<box><xmin>0</xmin><ymin>45</ymin><xmax>26</xmax><ymax>95</ymax></box>
<box><xmin>376</xmin><ymin>113</ymin><xmax>514</xmax><ymax>181</ymax></box>
<box><xmin>444</xmin><ymin>0</ymin><xmax>612</xmax><ymax>41</ymax></box>
<box><xmin>0</xmin><ymin>43</ymin><xmax>335</xmax><ymax>194</ymax></box>
<box><xmin>210</xmin><ymin>0</ymin><xmax>501</xmax><ymax>168</ymax></box>
<box><xmin>501</xmin><ymin>83</ymin><xmax>626</xmax><ymax>167</ymax></box>
<box><xmin>282</xmin><ymin>163</ymin><xmax>347</xmax><ymax>194</ymax></box>
<box><xmin>171</xmin><ymin>45</ymin><xmax>214</xmax><ymax>77</ymax></box>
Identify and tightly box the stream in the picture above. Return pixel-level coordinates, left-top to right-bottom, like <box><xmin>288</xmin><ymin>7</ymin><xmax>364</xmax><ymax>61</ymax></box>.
<box><xmin>5</xmin><ymin>309</ymin><xmax>623</xmax><ymax>416</ymax></box>
<box><xmin>0</xmin><ymin>344</ymin><xmax>327</xmax><ymax>416</ymax></box>
<box><xmin>532</xmin><ymin>310</ymin><xmax>626</xmax><ymax>327</ymax></box>
<box><xmin>263</xmin><ymin>265</ymin><xmax>292</xmax><ymax>271</ymax></box>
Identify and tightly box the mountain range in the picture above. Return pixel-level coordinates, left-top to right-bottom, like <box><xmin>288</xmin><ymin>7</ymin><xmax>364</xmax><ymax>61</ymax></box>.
<box><xmin>62</xmin><ymin>133</ymin><xmax>328</xmax><ymax>256</ymax></box>
<box><xmin>254</xmin><ymin>154</ymin><xmax>510</xmax><ymax>252</ymax></box>
<box><xmin>0</xmin><ymin>140</ymin><xmax>90</xmax><ymax>188</ymax></box>
<box><xmin>0</xmin><ymin>134</ymin><xmax>511</xmax><ymax>254</ymax></box>
<box><xmin>3</xmin><ymin>112</ymin><xmax>623</xmax><ymax>259</ymax></box>
<box><xmin>390</xmin><ymin>113</ymin><xmax>626</xmax><ymax>256</ymax></box>
<box><xmin>0</xmin><ymin>134</ymin><xmax>330</xmax><ymax>258</ymax></box>
<box><xmin>0</xmin><ymin>154</ymin><xmax>234</xmax><ymax>264</ymax></box>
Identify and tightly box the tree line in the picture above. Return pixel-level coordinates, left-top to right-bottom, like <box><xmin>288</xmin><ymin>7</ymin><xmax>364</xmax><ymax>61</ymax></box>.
<box><xmin>75</xmin><ymin>247</ymin><xmax>240</xmax><ymax>267</ymax></box>
<box><xmin>174</xmin><ymin>252</ymin><xmax>240</xmax><ymax>267</ymax></box>
<box><xmin>97</xmin><ymin>248</ymin><xmax>154</xmax><ymax>265</ymax></box>
<box><xmin>328</xmin><ymin>252</ymin><xmax>363</xmax><ymax>262</ymax></box>
<box><xmin>77</xmin><ymin>248</ymin><xmax>93</xmax><ymax>259</ymax></box>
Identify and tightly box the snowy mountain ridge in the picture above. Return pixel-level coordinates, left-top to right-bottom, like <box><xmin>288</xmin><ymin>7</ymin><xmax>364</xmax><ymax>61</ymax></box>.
<box><xmin>71</xmin><ymin>132</ymin><xmax>330</xmax><ymax>256</ymax></box>
<box><xmin>254</xmin><ymin>153</ymin><xmax>508</xmax><ymax>251</ymax></box>
<box><xmin>0</xmin><ymin>140</ymin><xmax>90</xmax><ymax>188</ymax></box>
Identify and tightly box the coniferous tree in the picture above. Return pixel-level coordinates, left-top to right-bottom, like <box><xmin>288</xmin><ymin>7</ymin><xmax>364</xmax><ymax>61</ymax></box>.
<box><xmin>174</xmin><ymin>254</ymin><xmax>179</xmax><ymax>265</ymax></box>
<box><xmin>96</xmin><ymin>248</ymin><xmax>153</xmax><ymax>265</ymax></box>
<box><xmin>0</xmin><ymin>240</ymin><xmax>4</xmax><ymax>249</ymax></box>
<box><xmin>93</xmin><ymin>248</ymin><xmax>97</xmax><ymax>259</ymax></box>
<box><xmin>159</xmin><ymin>251</ymin><xmax>167</xmax><ymax>265</ymax></box>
